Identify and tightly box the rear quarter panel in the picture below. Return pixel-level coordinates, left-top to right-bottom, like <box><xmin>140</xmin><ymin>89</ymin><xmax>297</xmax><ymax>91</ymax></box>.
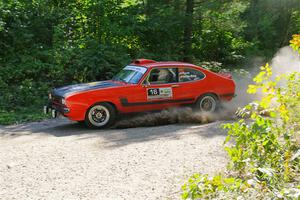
<box><xmin>199</xmin><ymin>68</ymin><xmax>236</xmax><ymax>101</ymax></box>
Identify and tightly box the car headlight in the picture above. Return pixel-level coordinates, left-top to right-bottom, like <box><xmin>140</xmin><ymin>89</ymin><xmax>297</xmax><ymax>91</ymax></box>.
<box><xmin>61</xmin><ymin>98</ymin><xmax>66</xmax><ymax>105</ymax></box>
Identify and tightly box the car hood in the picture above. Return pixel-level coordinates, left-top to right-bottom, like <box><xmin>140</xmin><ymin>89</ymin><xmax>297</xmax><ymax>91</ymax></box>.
<box><xmin>52</xmin><ymin>80</ymin><xmax>123</xmax><ymax>97</ymax></box>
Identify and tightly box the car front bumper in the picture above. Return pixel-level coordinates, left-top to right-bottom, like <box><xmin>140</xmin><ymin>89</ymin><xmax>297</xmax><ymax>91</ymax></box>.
<box><xmin>44</xmin><ymin>105</ymin><xmax>70</xmax><ymax>118</ymax></box>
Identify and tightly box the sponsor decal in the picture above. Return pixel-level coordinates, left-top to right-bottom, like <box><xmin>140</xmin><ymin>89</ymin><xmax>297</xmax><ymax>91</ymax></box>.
<box><xmin>179</xmin><ymin>71</ymin><xmax>198</xmax><ymax>79</ymax></box>
<box><xmin>147</xmin><ymin>87</ymin><xmax>173</xmax><ymax>100</ymax></box>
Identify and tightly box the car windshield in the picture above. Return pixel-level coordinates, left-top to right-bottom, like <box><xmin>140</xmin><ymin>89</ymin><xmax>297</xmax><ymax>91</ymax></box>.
<box><xmin>112</xmin><ymin>66</ymin><xmax>147</xmax><ymax>84</ymax></box>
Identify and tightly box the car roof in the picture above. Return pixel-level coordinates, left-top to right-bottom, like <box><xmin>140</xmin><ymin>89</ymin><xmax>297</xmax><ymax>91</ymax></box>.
<box><xmin>130</xmin><ymin>59</ymin><xmax>198</xmax><ymax>68</ymax></box>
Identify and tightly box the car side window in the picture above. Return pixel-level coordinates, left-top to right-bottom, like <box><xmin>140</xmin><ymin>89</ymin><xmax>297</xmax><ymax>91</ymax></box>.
<box><xmin>148</xmin><ymin>68</ymin><xmax>178</xmax><ymax>84</ymax></box>
<box><xmin>178</xmin><ymin>68</ymin><xmax>205</xmax><ymax>82</ymax></box>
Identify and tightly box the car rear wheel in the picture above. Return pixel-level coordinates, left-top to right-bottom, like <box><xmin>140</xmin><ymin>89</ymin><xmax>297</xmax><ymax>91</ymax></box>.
<box><xmin>85</xmin><ymin>103</ymin><xmax>116</xmax><ymax>128</ymax></box>
<box><xmin>196</xmin><ymin>94</ymin><xmax>218</xmax><ymax>112</ymax></box>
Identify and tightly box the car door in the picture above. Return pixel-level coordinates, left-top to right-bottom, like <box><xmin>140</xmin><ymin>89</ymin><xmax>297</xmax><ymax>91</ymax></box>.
<box><xmin>127</xmin><ymin>66</ymin><xmax>193</xmax><ymax>112</ymax></box>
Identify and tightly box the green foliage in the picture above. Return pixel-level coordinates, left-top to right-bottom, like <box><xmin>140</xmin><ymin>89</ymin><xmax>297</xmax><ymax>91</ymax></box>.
<box><xmin>0</xmin><ymin>107</ymin><xmax>48</xmax><ymax>125</ymax></box>
<box><xmin>195</xmin><ymin>1</ymin><xmax>252</xmax><ymax>66</ymax></box>
<box><xmin>290</xmin><ymin>34</ymin><xmax>300</xmax><ymax>54</ymax></box>
<box><xmin>222</xmin><ymin>65</ymin><xmax>300</xmax><ymax>199</ymax></box>
<box><xmin>182</xmin><ymin>37</ymin><xmax>300</xmax><ymax>199</ymax></box>
<box><xmin>197</xmin><ymin>61</ymin><xmax>223</xmax><ymax>72</ymax></box>
<box><xmin>243</xmin><ymin>0</ymin><xmax>300</xmax><ymax>58</ymax></box>
<box><xmin>0</xmin><ymin>0</ymin><xmax>300</xmax><ymax>124</ymax></box>
<box><xmin>182</xmin><ymin>174</ymin><xmax>245</xmax><ymax>199</ymax></box>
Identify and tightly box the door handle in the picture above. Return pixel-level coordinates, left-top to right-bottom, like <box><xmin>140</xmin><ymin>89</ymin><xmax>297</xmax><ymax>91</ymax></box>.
<box><xmin>171</xmin><ymin>85</ymin><xmax>180</xmax><ymax>88</ymax></box>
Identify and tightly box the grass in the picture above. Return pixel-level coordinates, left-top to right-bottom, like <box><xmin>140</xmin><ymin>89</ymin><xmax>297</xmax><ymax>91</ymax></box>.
<box><xmin>0</xmin><ymin>107</ymin><xmax>49</xmax><ymax>125</ymax></box>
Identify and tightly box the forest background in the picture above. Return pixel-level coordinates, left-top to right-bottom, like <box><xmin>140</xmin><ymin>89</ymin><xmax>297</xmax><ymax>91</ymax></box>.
<box><xmin>0</xmin><ymin>0</ymin><xmax>299</xmax><ymax>124</ymax></box>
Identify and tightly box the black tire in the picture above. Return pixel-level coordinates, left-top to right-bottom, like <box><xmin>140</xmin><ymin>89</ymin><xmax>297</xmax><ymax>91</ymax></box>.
<box><xmin>195</xmin><ymin>94</ymin><xmax>219</xmax><ymax>112</ymax></box>
<box><xmin>85</xmin><ymin>102</ymin><xmax>116</xmax><ymax>128</ymax></box>
<box><xmin>77</xmin><ymin>121</ymin><xmax>85</xmax><ymax>125</ymax></box>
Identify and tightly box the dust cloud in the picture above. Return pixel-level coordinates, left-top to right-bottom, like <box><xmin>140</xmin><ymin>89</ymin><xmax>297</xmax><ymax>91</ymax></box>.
<box><xmin>271</xmin><ymin>46</ymin><xmax>300</xmax><ymax>76</ymax></box>
<box><xmin>115</xmin><ymin>47</ymin><xmax>300</xmax><ymax>128</ymax></box>
<box><xmin>114</xmin><ymin>107</ymin><xmax>233</xmax><ymax>129</ymax></box>
<box><xmin>224</xmin><ymin>46</ymin><xmax>300</xmax><ymax>112</ymax></box>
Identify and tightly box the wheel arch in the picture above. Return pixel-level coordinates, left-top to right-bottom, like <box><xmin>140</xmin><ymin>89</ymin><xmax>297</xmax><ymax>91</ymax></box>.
<box><xmin>86</xmin><ymin>101</ymin><xmax>118</xmax><ymax>114</ymax></box>
<box><xmin>196</xmin><ymin>92</ymin><xmax>219</xmax><ymax>102</ymax></box>
<box><xmin>104</xmin><ymin>101</ymin><xmax>118</xmax><ymax>114</ymax></box>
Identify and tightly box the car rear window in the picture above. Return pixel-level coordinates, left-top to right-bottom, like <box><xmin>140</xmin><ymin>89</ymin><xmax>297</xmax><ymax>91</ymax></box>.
<box><xmin>179</xmin><ymin>68</ymin><xmax>205</xmax><ymax>82</ymax></box>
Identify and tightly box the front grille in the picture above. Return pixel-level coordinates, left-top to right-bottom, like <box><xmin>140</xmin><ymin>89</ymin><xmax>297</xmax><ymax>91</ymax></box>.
<box><xmin>51</xmin><ymin>95</ymin><xmax>62</xmax><ymax>105</ymax></box>
<box><xmin>49</xmin><ymin>95</ymin><xmax>66</xmax><ymax>114</ymax></box>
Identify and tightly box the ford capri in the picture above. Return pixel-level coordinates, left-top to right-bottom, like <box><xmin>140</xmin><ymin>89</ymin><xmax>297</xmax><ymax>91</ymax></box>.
<box><xmin>44</xmin><ymin>59</ymin><xmax>235</xmax><ymax>128</ymax></box>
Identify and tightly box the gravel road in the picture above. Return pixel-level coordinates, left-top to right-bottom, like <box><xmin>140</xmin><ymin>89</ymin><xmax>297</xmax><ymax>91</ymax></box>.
<box><xmin>0</xmin><ymin>118</ymin><xmax>229</xmax><ymax>200</ymax></box>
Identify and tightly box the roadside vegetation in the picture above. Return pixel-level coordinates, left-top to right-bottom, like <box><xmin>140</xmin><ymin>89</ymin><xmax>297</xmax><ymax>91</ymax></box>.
<box><xmin>181</xmin><ymin>35</ymin><xmax>300</xmax><ymax>199</ymax></box>
<box><xmin>1</xmin><ymin>0</ymin><xmax>300</xmax><ymax>124</ymax></box>
<box><xmin>0</xmin><ymin>107</ymin><xmax>48</xmax><ymax>125</ymax></box>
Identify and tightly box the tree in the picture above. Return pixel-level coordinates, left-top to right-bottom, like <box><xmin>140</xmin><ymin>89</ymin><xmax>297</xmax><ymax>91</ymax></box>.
<box><xmin>183</xmin><ymin>0</ymin><xmax>194</xmax><ymax>62</ymax></box>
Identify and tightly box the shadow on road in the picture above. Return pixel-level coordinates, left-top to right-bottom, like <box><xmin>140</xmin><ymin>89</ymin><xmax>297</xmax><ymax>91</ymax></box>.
<box><xmin>0</xmin><ymin>113</ymin><xmax>229</xmax><ymax>148</ymax></box>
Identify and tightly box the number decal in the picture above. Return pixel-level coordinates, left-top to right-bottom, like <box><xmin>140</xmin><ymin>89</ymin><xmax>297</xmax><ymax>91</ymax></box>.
<box><xmin>148</xmin><ymin>89</ymin><xmax>160</xmax><ymax>96</ymax></box>
<box><xmin>147</xmin><ymin>88</ymin><xmax>172</xmax><ymax>100</ymax></box>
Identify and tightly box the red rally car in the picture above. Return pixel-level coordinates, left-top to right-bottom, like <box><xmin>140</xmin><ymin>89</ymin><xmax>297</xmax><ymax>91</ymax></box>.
<box><xmin>44</xmin><ymin>59</ymin><xmax>235</xmax><ymax>128</ymax></box>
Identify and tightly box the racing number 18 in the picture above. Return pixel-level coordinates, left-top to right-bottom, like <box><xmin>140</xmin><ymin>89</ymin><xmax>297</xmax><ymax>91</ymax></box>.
<box><xmin>148</xmin><ymin>88</ymin><xmax>160</xmax><ymax>96</ymax></box>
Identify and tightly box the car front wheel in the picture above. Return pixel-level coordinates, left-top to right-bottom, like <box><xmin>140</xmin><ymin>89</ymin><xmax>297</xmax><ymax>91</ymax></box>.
<box><xmin>196</xmin><ymin>94</ymin><xmax>218</xmax><ymax>112</ymax></box>
<box><xmin>85</xmin><ymin>103</ymin><xmax>116</xmax><ymax>128</ymax></box>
